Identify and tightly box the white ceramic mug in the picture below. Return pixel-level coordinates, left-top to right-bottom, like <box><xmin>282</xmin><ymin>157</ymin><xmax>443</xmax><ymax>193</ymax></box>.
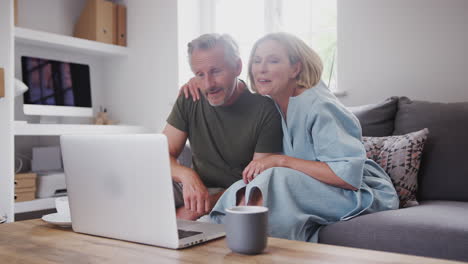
<box><xmin>55</xmin><ymin>196</ymin><xmax>70</xmax><ymax>218</ymax></box>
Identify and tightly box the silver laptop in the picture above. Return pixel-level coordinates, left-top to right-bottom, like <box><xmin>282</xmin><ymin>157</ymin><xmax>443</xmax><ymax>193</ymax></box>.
<box><xmin>60</xmin><ymin>134</ymin><xmax>225</xmax><ymax>249</ymax></box>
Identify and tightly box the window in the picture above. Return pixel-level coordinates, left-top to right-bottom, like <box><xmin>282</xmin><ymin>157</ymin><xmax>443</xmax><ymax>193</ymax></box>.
<box><xmin>178</xmin><ymin>0</ymin><xmax>337</xmax><ymax>90</ymax></box>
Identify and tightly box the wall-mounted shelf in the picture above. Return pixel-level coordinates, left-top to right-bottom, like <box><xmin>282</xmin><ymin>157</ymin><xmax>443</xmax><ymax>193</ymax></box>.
<box><xmin>15</xmin><ymin>197</ymin><xmax>56</xmax><ymax>214</ymax></box>
<box><xmin>15</xmin><ymin>27</ymin><xmax>128</xmax><ymax>57</ymax></box>
<box><xmin>14</xmin><ymin>122</ymin><xmax>148</xmax><ymax>136</ymax></box>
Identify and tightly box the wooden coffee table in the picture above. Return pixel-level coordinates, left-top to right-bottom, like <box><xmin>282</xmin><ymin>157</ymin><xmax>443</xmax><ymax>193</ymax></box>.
<box><xmin>0</xmin><ymin>219</ymin><xmax>463</xmax><ymax>263</ymax></box>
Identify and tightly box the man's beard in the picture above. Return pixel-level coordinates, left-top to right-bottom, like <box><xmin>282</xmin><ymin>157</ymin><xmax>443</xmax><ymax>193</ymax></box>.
<box><xmin>204</xmin><ymin>87</ymin><xmax>226</xmax><ymax>107</ymax></box>
<box><xmin>205</xmin><ymin>79</ymin><xmax>238</xmax><ymax>107</ymax></box>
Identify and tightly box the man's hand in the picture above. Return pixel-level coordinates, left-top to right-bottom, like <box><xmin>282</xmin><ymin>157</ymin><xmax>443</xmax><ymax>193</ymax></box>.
<box><xmin>179</xmin><ymin>77</ymin><xmax>201</xmax><ymax>101</ymax></box>
<box><xmin>163</xmin><ymin>124</ymin><xmax>209</xmax><ymax>213</ymax></box>
<box><xmin>181</xmin><ymin>173</ymin><xmax>211</xmax><ymax>214</ymax></box>
<box><xmin>242</xmin><ymin>154</ymin><xmax>285</xmax><ymax>184</ymax></box>
<box><xmin>176</xmin><ymin>189</ymin><xmax>225</xmax><ymax>220</ymax></box>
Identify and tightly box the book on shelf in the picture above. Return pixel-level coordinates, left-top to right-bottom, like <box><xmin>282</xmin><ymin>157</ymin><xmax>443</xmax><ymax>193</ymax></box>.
<box><xmin>0</xmin><ymin>68</ymin><xmax>4</xmax><ymax>98</ymax></box>
<box><xmin>116</xmin><ymin>4</ymin><xmax>127</xmax><ymax>46</ymax></box>
<box><xmin>74</xmin><ymin>0</ymin><xmax>127</xmax><ymax>46</ymax></box>
<box><xmin>14</xmin><ymin>0</ymin><xmax>18</xmax><ymax>26</ymax></box>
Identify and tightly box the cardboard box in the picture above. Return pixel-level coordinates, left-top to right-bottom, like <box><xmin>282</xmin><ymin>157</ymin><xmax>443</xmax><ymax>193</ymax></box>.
<box><xmin>74</xmin><ymin>0</ymin><xmax>116</xmax><ymax>44</ymax></box>
<box><xmin>15</xmin><ymin>173</ymin><xmax>37</xmax><ymax>202</ymax></box>
<box><xmin>116</xmin><ymin>4</ymin><xmax>127</xmax><ymax>46</ymax></box>
<box><xmin>15</xmin><ymin>187</ymin><xmax>36</xmax><ymax>202</ymax></box>
<box><xmin>0</xmin><ymin>68</ymin><xmax>4</xmax><ymax>98</ymax></box>
<box><xmin>15</xmin><ymin>173</ymin><xmax>37</xmax><ymax>189</ymax></box>
<box><xmin>14</xmin><ymin>0</ymin><xmax>18</xmax><ymax>26</ymax></box>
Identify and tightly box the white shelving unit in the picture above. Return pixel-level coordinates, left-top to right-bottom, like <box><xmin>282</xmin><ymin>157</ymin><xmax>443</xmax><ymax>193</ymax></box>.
<box><xmin>0</xmin><ymin>0</ymin><xmax>180</xmax><ymax>222</ymax></box>
<box><xmin>14</xmin><ymin>122</ymin><xmax>147</xmax><ymax>136</ymax></box>
<box><xmin>15</xmin><ymin>197</ymin><xmax>56</xmax><ymax>214</ymax></box>
<box><xmin>15</xmin><ymin>27</ymin><xmax>128</xmax><ymax>57</ymax></box>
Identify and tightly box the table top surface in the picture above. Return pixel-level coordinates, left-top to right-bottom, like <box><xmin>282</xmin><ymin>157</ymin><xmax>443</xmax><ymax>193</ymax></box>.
<box><xmin>0</xmin><ymin>219</ymin><xmax>464</xmax><ymax>264</ymax></box>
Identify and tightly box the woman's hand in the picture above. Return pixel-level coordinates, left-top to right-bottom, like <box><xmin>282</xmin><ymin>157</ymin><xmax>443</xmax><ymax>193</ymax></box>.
<box><xmin>242</xmin><ymin>155</ymin><xmax>285</xmax><ymax>184</ymax></box>
<box><xmin>179</xmin><ymin>77</ymin><xmax>201</xmax><ymax>101</ymax></box>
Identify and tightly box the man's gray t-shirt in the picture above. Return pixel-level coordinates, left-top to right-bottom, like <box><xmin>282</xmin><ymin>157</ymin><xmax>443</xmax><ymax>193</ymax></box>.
<box><xmin>167</xmin><ymin>88</ymin><xmax>283</xmax><ymax>188</ymax></box>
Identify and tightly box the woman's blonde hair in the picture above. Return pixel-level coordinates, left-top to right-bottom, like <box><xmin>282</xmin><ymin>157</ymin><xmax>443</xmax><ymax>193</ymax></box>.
<box><xmin>248</xmin><ymin>32</ymin><xmax>323</xmax><ymax>92</ymax></box>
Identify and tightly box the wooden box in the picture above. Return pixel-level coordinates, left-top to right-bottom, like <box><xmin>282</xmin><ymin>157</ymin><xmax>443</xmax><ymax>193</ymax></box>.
<box><xmin>116</xmin><ymin>4</ymin><xmax>127</xmax><ymax>46</ymax></box>
<box><xmin>15</xmin><ymin>173</ymin><xmax>37</xmax><ymax>189</ymax></box>
<box><xmin>0</xmin><ymin>68</ymin><xmax>4</xmax><ymax>98</ymax></box>
<box><xmin>14</xmin><ymin>0</ymin><xmax>18</xmax><ymax>26</ymax></box>
<box><xmin>15</xmin><ymin>187</ymin><xmax>36</xmax><ymax>202</ymax></box>
<box><xmin>15</xmin><ymin>173</ymin><xmax>37</xmax><ymax>202</ymax></box>
<box><xmin>74</xmin><ymin>0</ymin><xmax>116</xmax><ymax>44</ymax></box>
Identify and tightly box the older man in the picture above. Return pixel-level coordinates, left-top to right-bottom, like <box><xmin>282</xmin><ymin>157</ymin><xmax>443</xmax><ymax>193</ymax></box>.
<box><xmin>162</xmin><ymin>34</ymin><xmax>282</xmax><ymax>220</ymax></box>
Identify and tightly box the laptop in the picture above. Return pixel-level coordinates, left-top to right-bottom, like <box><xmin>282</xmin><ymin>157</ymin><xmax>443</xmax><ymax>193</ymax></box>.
<box><xmin>60</xmin><ymin>134</ymin><xmax>225</xmax><ymax>249</ymax></box>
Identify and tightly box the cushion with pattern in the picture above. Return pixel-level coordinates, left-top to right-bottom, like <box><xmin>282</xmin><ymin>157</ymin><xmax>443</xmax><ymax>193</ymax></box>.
<box><xmin>363</xmin><ymin>128</ymin><xmax>429</xmax><ymax>208</ymax></box>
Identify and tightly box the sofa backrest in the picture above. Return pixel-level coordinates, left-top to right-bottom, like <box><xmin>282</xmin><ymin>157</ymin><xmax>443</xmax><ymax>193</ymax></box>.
<box><xmin>393</xmin><ymin>97</ymin><xmax>468</xmax><ymax>202</ymax></box>
<box><xmin>348</xmin><ymin>97</ymin><xmax>399</xmax><ymax>137</ymax></box>
<box><xmin>350</xmin><ymin>96</ymin><xmax>468</xmax><ymax>202</ymax></box>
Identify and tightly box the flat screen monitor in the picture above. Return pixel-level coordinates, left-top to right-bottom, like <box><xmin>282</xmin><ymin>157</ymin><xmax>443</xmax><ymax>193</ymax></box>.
<box><xmin>21</xmin><ymin>56</ymin><xmax>93</xmax><ymax>117</ymax></box>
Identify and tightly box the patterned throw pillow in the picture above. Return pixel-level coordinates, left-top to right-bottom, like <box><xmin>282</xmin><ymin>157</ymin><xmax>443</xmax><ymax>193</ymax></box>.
<box><xmin>362</xmin><ymin>128</ymin><xmax>429</xmax><ymax>208</ymax></box>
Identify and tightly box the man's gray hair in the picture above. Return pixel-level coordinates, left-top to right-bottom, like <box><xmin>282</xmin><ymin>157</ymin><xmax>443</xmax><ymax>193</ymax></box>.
<box><xmin>187</xmin><ymin>33</ymin><xmax>240</xmax><ymax>69</ymax></box>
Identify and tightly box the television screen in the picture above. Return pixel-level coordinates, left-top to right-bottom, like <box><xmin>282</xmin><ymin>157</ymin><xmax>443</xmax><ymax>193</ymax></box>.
<box><xmin>21</xmin><ymin>56</ymin><xmax>92</xmax><ymax>108</ymax></box>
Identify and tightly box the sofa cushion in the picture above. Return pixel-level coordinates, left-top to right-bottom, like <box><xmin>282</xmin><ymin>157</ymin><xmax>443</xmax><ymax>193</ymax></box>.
<box><xmin>393</xmin><ymin>97</ymin><xmax>468</xmax><ymax>201</ymax></box>
<box><xmin>363</xmin><ymin>128</ymin><xmax>429</xmax><ymax>208</ymax></box>
<box><xmin>319</xmin><ymin>201</ymin><xmax>468</xmax><ymax>262</ymax></box>
<box><xmin>348</xmin><ymin>97</ymin><xmax>399</xmax><ymax>137</ymax></box>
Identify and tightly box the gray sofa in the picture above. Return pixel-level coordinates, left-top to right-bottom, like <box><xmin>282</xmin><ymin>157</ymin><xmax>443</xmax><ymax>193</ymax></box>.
<box><xmin>319</xmin><ymin>97</ymin><xmax>468</xmax><ymax>262</ymax></box>
<box><xmin>179</xmin><ymin>96</ymin><xmax>468</xmax><ymax>261</ymax></box>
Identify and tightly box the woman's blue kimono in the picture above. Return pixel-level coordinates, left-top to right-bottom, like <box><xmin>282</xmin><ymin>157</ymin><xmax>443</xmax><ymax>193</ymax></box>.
<box><xmin>210</xmin><ymin>81</ymin><xmax>399</xmax><ymax>242</ymax></box>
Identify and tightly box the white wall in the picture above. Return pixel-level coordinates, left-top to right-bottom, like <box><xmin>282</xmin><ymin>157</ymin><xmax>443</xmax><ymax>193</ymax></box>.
<box><xmin>177</xmin><ymin>0</ymin><xmax>201</xmax><ymax>87</ymax></box>
<box><xmin>18</xmin><ymin>0</ymin><xmax>86</xmax><ymax>36</ymax></box>
<box><xmin>338</xmin><ymin>0</ymin><xmax>468</xmax><ymax>106</ymax></box>
<box><xmin>104</xmin><ymin>0</ymin><xmax>180</xmax><ymax>132</ymax></box>
<box><xmin>0</xmin><ymin>0</ymin><xmax>15</xmax><ymax>222</ymax></box>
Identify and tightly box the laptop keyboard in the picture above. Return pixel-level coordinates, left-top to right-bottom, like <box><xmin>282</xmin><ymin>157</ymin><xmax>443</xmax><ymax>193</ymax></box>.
<box><xmin>178</xmin><ymin>229</ymin><xmax>203</xmax><ymax>239</ymax></box>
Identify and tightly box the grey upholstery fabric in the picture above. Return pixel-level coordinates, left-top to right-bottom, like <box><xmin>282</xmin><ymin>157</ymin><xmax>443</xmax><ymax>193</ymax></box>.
<box><xmin>393</xmin><ymin>97</ymin><xmax>468</xmax><ymax>201</ymax></box>
<box><xmin>319</xmin><ymin>201</ymin><xmax>468</xmax><ymax>262</ymax></box>
<box><xmin>177</xmin><ymin>144</ymin><xmax>192</xmax><ymax>168</ymax></box>
<box><xmin>348</xmin><ymin>97</ymin><xmax>399</xmax><ymax>137</ymax></box>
